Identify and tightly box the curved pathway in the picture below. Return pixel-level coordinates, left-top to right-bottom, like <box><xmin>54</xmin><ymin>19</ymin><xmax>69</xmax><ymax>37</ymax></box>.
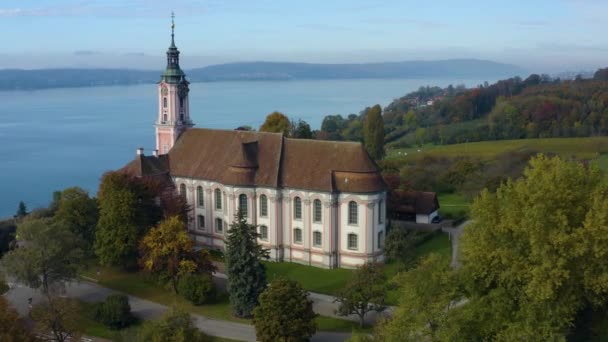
<box><xmin>4</xmin><ymin>281</ymin><xmax>350</xmax><ymax>342</ymax></box>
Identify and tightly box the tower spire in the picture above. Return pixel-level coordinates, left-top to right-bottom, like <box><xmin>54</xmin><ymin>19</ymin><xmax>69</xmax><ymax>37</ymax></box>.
<box><xmin>170</xmin><ymin>11</ymin><xmax>176</xmax><ymax>48</ymax></box>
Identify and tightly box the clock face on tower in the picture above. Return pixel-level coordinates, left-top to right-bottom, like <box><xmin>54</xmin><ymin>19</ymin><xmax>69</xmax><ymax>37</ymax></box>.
<box><xmin>161</xmin><ymin>85</ymin><xmax>168</xmax><ymax>96</ymax></box>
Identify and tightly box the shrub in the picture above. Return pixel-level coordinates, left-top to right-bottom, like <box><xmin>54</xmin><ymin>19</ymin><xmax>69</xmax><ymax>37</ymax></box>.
<box><xmin>178</xmin><ymin>274</ymin><xmax>216</xmax><ymax>305</ymax></box>
<box><xmin>94</xmin><ymin>294</ymin><xmax>134</xmax><ymax>329</ymax></box>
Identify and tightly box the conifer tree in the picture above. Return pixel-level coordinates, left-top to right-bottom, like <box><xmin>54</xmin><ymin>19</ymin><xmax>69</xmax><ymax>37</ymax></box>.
<box><xmin>15</xmin><ymin>201</ymin><xmax>27</xmax><ymax>219</ymax></box>
<box><xmin>363</xmin><ymin>104</ymin><xmax>385</xmax><ymax>160</ymax></box>
<box><xmin>225</xmin><ymin>210</ymin><xmax>268</xmax><ymax>318</ymax></box>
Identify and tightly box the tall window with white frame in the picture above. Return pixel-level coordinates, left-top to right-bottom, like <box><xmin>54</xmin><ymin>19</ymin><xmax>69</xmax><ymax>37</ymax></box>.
<box><xmin>179</xmin><ymin>184</ymin><xmax>187</xmax><ymax>201</ymax></box>
<box><xmin>259</xmin><ymin>225</ymin><xmax>268</xmax><ymax>241</ymax></box>
<box><xmin>214</xmin><ymin>189</ymin><xmax>222</xmax><ymax>210</ymax></box>
<box><xmin>259</xmin><ymin>195</ymin><xmax>268</xmax><ymax>217</ymax></box>
<box><xmin>294</xmin><ymin>197</ymin><xmax>302</xmax><ymax>220</ymax></box>
<box><xmin>313</xmin><ymin>199</ymin><xmax>322</xmax><ymax>223</ymax></box>
<box><xmin>313</xmin><ymin>231</ymin><xmax>322</xmax><ymax>248</ymax></box>
<box><xmin>348</xmin><ymin>201</ymin><xmax>358</xmax><ymax>225</ymax></box>
<box><xmin>348</xmin><ymin>233</ymin><xmax>358</xmax><ymax>250</ymax></box>
<box><xmin>293</xmin><ymin>228</ymin><xmax>303</xmax><ymax>244</ymax></box>
<box><xmin>215</xmin><ymin>218</ymin><xmax>223</xmax><ymax>234</ymax></box>
<box><xmin>378</xmin><ymin>231</ymin><xmax>384</xmax><ymax>249</ymax></box>
<box><xmin>197</xmin><ymin>186</ymin><xmax>204</xmax><ymax>207</ymax></box>
<box><xmin>197</xmin><ymin>215</ymin><xmax>205</xmax><ymax>230</ymax></box>
<box><xmin>239</xmin><ymin>194</ymin><xmax>248</xmax><ymax>217</ymax></box>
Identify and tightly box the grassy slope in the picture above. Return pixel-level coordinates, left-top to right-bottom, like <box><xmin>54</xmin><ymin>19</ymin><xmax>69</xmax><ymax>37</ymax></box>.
<box><xmin>387</xmin><ymin>137</ymin><xmax>608</xmax><ymax>162</ymax></box>
<box><xmin>81</xmin><ymin>265</ymin><xmax>365</xmax><ymax>333</ymax></box>
<box><xmin>437</xmin><ymin>193</ymin><xmax>471</xmax><ymax>217</ymax></box>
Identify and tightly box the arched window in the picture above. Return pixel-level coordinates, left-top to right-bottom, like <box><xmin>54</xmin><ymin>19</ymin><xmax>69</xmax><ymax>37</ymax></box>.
<box><xmin>214</xmin><ymin>189</ymin><xmax>222</xmax><ymax>210</ymax></box>
<box><xmin>294</xmin><ymin>197</ymin><xmax>302</xmax><ymax>220</ymax></box>
<box><xmin>348</xmin><ymin>233</ymin><xmax>358</xmax><ymax>250</ymax></box>
<box><xmin>259</xmin><ymin>195</ymin><xmax>268</xmax><ymax>217</ymax></box>
<box><xmin>197</xmin><ymin>186</ymin><xmax>204</xmax><ymax>207</ymax></box>
<box><xmin>179</xmin><ymin>184</ymin><xmax>187</xmax><ymax>200</ymax></box>
<box><xmin>197</xmin><ymin>215</ymin><xmax>205</xmax><ymax>230</ymax></box>
<box><xmin>313</xmin><ymin>199</ymin><xmax>322</xmax><ymax>223</ymax></box>
<box><xmin>378</xmin><ymin>231</ymin><xmax>385</xmax><ymax>249</ymax></box>
<box><xmin>293</xmin><ymin>228</ymin><xmax>303</xmax><ymax>244</ymax></box>
<box><xmin>179</xmin><ymin>97</ymin><xmax>184</xmax><ymax>108</ymax></box>
<box><xmin>239</xmin><ymin>194</ymin><xmax>248</xmax><ymax>217</ymax></box>
<box><xmin>259</xmin><ymin>225</ymin><xmax>268</xmax><ymax>241</ymax></box>
<box><xmin>163</xmin><ymin>97</ymin><xmax>168</xmax><ymax>108</ymax></box>
<box><xmin>378</xmin><ymin>200</ymin><xmax>384</xmax><ymax>224</ymax></box>
<box><xmin>215</xmin><ymin>218</ymin><xmax>223</xmax><ymax>233</ymax></box>
<box><xmin>163</xmin><ymin>113</ymin><xmax>167</xmax><ymax>122</ymax></box>
<box><xmin>313</xmin><ymin>231</ymin><xmax>322</xmax><ymax>247</ymax></box>
<box><xmin>348</xmin><ymin>201</ymin><xmax>358</xmax><ymax>225</ymax></box>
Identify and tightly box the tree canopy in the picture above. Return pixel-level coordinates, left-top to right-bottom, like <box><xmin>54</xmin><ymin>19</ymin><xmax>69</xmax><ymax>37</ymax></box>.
<box><xmin>335</xmin><ymin>262</ymin><xmax>387</xmax><ymax>327</ymax></box>
<box><xmin>2</xmin><ymin>218</ymin><xmax>84</xmax><ymax>297</ymax></box>
<box><xmin>94</xmin><ymin>172</ymin><xmax>160</xmax><ymax>267</ymax></box>
<box><xmin>225</xmin><ymin>211</ymin><xmax>268</xmax><ymax>318</ymax></box>
<box><xmin>259</xmin><ymin>111</ymin><xmax>291</xmax><ymax>136</ymax></box>
<box><xmin>53</xmin><ymin>187</ymin><xmax>98</xmax><ymax>253</ymax></box>
<box><xmin>363</xmin><ymin>104</ymin><xmax>385</xmax><ymax>160</ymax></box>
<box><xmin>253</xmin><ymin>277</ymin><xmax>317</xmax><ymax>342</ymax></box>
<box><xmin>457</xmin><ymin>155</ymin><xmax>608</xmax><ymax>339</ymax></box>
<box><xmin>0</xmin><ymin>296</ymin><xmax>36</xmax><ymax>342</ymax></box>
<box><xmin>139</xmin><ymin>216</ymin><xmax>215</xmax><ymax>293</ymax></box>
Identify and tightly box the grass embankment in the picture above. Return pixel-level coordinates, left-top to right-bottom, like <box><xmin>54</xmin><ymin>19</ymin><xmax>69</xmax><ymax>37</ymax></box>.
<box><xmin>81</xmin><ymin>265</ymin><xmax>366</xmax><ymax>333</ymax></box>
<box><xmin>265</xmin><ymin>232</ymin><xmax>452</xmax><ymax>306</ymax></box>
<box><xmin>437</xmin><ymin>193</ymin><xmax>471</xmax><ymax>218</ymax></box>
<box><xmin>387</xmin><ymin>137</ymin><xmax>608</xmax><ymax>162</ymax></box>
<box><xmin>73</xmin><ymin>299</ymin><xmax>234</xmax><ymax>341</ymax></box>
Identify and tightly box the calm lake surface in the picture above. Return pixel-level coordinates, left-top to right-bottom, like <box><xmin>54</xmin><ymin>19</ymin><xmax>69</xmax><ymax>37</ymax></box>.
<box><xmin>0</xmin><ymin>78</ymin><xmax>490</xmax><ymax>217</ymax></box>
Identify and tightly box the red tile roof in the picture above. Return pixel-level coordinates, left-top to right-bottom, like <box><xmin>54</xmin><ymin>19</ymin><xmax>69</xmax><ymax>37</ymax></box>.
<box><xmin>122</xmin><ymin>128</ymin><xmax>386</xmax><ymax>193</ymax></box>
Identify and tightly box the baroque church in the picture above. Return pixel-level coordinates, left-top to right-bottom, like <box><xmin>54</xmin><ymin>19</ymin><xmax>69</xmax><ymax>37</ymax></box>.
<box><xmin>123</xmin><ymin>19</ymin><xmax>387</xmax><ymax>268</ymax></box>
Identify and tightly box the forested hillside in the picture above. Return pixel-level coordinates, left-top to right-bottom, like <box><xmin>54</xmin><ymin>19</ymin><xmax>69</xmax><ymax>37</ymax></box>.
<box><xmin>315</xmin><ymin>68</ymin><xmax>608</xmax><ymax>147</ymax></box>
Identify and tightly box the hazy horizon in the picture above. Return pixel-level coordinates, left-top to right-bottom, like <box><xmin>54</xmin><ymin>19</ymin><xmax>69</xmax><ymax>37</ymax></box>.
<box><xmin>1</xmin><ymin>0</ymin><xmax>607</xmax><ymax>73</ymax></box>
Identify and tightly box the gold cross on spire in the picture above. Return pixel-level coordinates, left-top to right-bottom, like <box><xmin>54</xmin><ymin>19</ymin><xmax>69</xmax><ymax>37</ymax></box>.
<box><xmin>171</xmin><ymin>11</ymin><xmax>175</xmax><ymax>31</ymax></box>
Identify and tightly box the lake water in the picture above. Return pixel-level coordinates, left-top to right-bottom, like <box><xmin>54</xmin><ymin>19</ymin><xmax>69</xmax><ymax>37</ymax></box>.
<box><xmin>0</xmin><ymin>78</ymin><xmax>490</xmax><ymax>217</ymax></box>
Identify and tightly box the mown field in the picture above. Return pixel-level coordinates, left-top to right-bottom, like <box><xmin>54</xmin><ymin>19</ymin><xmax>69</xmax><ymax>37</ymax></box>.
<box><xmin>387</xmin><ymin>137</ymin><xmax>608</xmax><ymax>164</ymax></box>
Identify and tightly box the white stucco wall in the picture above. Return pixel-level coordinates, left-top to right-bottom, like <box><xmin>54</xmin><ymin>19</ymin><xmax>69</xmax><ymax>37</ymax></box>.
<box><xmin>174</xmin><ymin>176</ymin><xmax>386</xmax><ymax>268</ymax></box>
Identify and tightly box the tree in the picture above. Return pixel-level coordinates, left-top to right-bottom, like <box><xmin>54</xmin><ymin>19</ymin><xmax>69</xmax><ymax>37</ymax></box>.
<box><xmin>292</xmin><ymin>119</ymin><xmax>313</xmax><ymax>139</ymax></box>
<box><xmin>363</xmin><ymin>104</ymin><xmax>385</xmax><ymax>160</ymax></box>
<box><xmin>15</xmin><ymin>201</ymin><xmax>27</xmax><ymax>219</ymax></box>
<box><xmin>0</xmin><ymin>296</ymin><xmax>36</xmax><ymax>342</ymax></box>
<box><xmin>225</xmin><ymin>211</ymin><xmax>268</xmax><ymax>318</ymax></box>
<box><xmin>260</xmin><ymin>111</ymin><xmax>291</xmax><ymax>136</ymax></box>
<box><xmin>458</xmin><ymin>155</ymin><xmax>608</xmax><ymax>340</ymax></box>
<box><xmin>31</xmin><ymin>297</ymin><xmax>81</xmax><ymax>342</ymax></box>
<box><xmin>53</xmin><ymin>187</ymin><xmax>98</xmax><ymax>253</ymax></box>
<box><xmin>178</xmin><ymin>274</ymin><xmax>216</xmax><ymax>305</ymax></box>
<box><xmin>139</xmin><ymin>216</ymin><xmax>215</xmax><ymax>293</ymax></box>
<box><xmin>134</xmin><ymin>307</ymin><xmax>208</xmax><ymax>342</ymax></box>
<box><xmin>374</xmin><ymin>253</ymin><xmax>460</xmax><ymax>341</ymax></box>
<box><xmin>2</xmin><ymin>218</ymin><xmax>84</xmax><ymax>298</ymax></box>
<box><xmin>334</xmin><ymin>262</ymin><xmax>387</xmax><ymax>327</ymax></box>
<box><xmin>383</xmin><ymin>228</ymin><xmax>418</xmax><ymax>268</ymax></box>
<box><xmin>94</xmin><ymin>294</ymin><xmax>134</xmax><ymax>329</ymax></box>
<box><xmin>95</xmin><ymin>172</ymin><xmax>160</xmax><ymax>267</ymax></box>
<box><xmin>252</xmin><ymin>278</ymin><xmax>317</xmax><ymax>342</ymax></box>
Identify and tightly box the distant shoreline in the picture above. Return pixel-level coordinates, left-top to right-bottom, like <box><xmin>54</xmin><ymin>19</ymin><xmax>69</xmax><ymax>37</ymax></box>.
<box><xmin>0</xmin><ymin>59</ymin><xmax>525</xmax><ymax>91</ymax></box>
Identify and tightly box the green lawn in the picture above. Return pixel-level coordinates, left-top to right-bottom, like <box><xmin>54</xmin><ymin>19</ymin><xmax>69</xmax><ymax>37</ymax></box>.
<box><xmin>81</xmin><ymin>264</ymin><xmax>364</xmax><ymax>333</ymax></box>
<box><xmin>264</xmin><ymin>262</ymin><xmax>353</xmax><ymax>295</ymax></box>
<box><xmin>387</xmin><ymin>137</ymin><xmax>608</xmax><ymax>161</ymax></box>
<box><xmin>437</xmin><ymin>193</ymin><xmax>471</xmax><ymax>218</ymax></box>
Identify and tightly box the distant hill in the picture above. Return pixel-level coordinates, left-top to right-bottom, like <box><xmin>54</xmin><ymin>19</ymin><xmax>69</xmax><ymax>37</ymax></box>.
<box><xmin>0</xmin><ymin>59</ymin><xmax>524</xmax><ymax>90</ymax></box>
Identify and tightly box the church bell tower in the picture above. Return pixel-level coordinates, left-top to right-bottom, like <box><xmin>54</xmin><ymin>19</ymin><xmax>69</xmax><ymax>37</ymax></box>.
<box><xmin>155</xmin><ymin>13</ymin><xmax>193</xmax><ymax>155</ymax></box>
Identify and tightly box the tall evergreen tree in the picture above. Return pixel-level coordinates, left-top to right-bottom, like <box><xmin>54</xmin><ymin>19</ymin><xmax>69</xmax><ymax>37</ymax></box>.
<box><xmin>225</xmin><ymin>210</ymin><xmax>268</xmax><ymax>318</ymax></box>
<box><xmin>15</xmin><ymin>201</ymin><xmax>27</xmax><ymax>219</ymax></box>
<box><xmin>363</xmin><ymin>104</ymin><xmax>385</xmax><ymax>160</ymax></box>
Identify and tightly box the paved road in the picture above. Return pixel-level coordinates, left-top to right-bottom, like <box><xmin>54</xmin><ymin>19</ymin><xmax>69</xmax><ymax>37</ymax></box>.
<box><xmin>4</xmin><ymin>281</ymin><xmax>350</xmax><ymax>342</ymax></box>
<box><xmin>213</xmin><ymin>271</ymin><xmax>392</xmax><ymax>326</ymax></box>
<box><xmin>442</xmin><ymin>220</ymin><xmax>472</xmax><ymax>269</ymax></box>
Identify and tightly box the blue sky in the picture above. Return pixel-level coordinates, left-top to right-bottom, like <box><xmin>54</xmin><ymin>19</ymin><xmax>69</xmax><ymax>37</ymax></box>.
<box><xmin>1</xmin><ymin>0</ymin><xmax>607</xmax><ymax>72</ymax></box>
